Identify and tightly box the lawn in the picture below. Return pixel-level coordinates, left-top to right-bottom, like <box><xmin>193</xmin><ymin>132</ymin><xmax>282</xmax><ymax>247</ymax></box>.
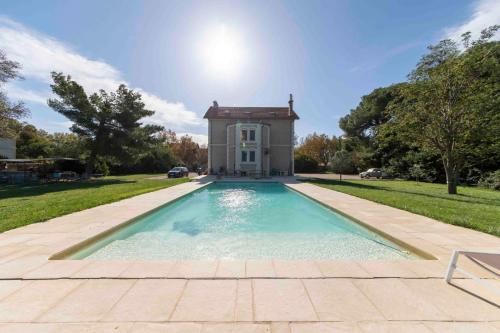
<box><xmin>308</xmin><ymin>179</ymin><xmax>500</xmax><ymax>237</ymax></box>
<box><xmin>0</xmin><ymin>174</ymin><xmax>189</xmax><ymax>233</ymax></box>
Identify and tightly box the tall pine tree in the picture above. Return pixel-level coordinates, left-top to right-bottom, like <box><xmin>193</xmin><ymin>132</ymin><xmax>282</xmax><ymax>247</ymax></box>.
<box><xmin>48</xmin><ymin>72</ymin><xmax>163</xmax><ymax>175</ymax></box>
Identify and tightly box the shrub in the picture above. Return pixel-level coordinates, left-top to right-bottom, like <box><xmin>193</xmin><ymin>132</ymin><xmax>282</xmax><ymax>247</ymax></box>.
<box><xmin>294</xmin><ymin>154</ymin><xmax>319</xmax><ymax>173</ymax></box>
<box><xmin>409</xmin><ymin>164</ymin><xmax>426</xmax><ymax>183</ymax></box>
<box><xmin>479</xmin><ymin>170</ymin><xmax>500</xmax><ymax>190</ymax></box>
<box><xmin>54</xmin><ymin>159</ymin><xmax>85</xmax><ymax>174</ymax></box>
<box><xmin>464</xmin><ymin>168</ymin><xmax>482</xmax><ymax>185</ymax></box>
<box><xmin>110</xmin><ymin>145</ymin><xmax>177</xmax><ymax>174</ymax></box>
<box><xmin>93</xmin><ymin>158</ymin><xmax>110</xmax><ymax>176</ymax></box>
<box><xmin>330</xmin><ymin>150</ymin><xmax>356</xmax><ymax>174</ymax></box>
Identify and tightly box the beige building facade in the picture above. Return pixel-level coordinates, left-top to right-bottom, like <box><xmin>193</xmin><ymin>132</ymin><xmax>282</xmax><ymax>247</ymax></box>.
<box><xmin>204</xmin><ymin>95</ymin><xmax>299</xmax><ymax>176</ymax></box>
<box><xmin>0</xmin><ymin>138</ymin><xmax>16</xmax><ymax>159</ymax></box>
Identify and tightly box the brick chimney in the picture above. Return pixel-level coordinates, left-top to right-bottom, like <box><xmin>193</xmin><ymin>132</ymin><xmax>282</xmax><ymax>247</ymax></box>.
<box><xmin>288</xmin><ymin>93</ymin><xmax>293</xmax><ymax>116</ymax></box>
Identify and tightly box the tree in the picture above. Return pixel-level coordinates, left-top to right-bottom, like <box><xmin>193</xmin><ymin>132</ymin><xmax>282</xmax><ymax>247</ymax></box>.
<box><xmin>0</xmin><ymin>50</ymin><xmax>28</xmax><ymax>137</ymax></box>
<box><xmin>337</xmin><ymin>26</ymin><xmax>500</xmax><ymax>188</ymax></box>
<box><xmin>16</xmin><ymin>124</ymin><xmax>52</xmax><ymax>158</ymax></box>
<box><xmin>49</xmin><ymin>132</ymin><xmax>86</xmax><ymax>158</ymax></box>
<box><xmin>330</xmin><ymin>150</ymin><xmax>353</xmax><ymax>181</ymax></box>
<box><xmin>172</xmin><ymin>135</ymin><xmax>199</xmax><ymax>168</ymax></box>
<box><xmin>339</xmin><ymin>84</ymin><xmax>403</xmax><ymax>139</ymax></box>
<box><xmin>48</xmin><ymin>72</ymin><xmax>163</xmax><ymax>175</ymax></box>
<box><xmin>128</xmin><ymin>144</ymin><xmax>177</xmax><ymax>174</ymax></box>
<box><xmin>169</xmin><ymin>134</ymin><xmax>200</xmax><ymax>170</ymax></box>
<box><xmin>9</xmin><ymin>120</ymin><xmax>87</xmax><ymax>161</ymax></box>
<box><xmin>409</xmin><ymin>164</ymin><xmax>425</xmax><ymax>184</ymax></box>
<box><xmin>295</xmin><ymin>133</ymin><xmax>339</xmax><ymax>168</ymax></box>
<box><xmin>396</xmin><ymin>26</ymin><xmax>499</xmax><ymax>194</ymax></box>
<box><xmin>156</xmin><ymin>130</ymin><xmax>208</xmax><ymax>171</ymax></box>
<box><xmin>159</xmin><ymin>129</ymin><xmax>178</xmax><ymax>145</ymax></box>
<box><xmin>339</xmin><ymin>84</ymin><xmax>411</xmax><ymax>174</ymax></box>
<box><xmin>459</xmin><ymin>31</ymin><xmax>500</xmax><ymax>179</ymax></box>
<box><xmin>197</xmin><ymin>145</ymin><xmax>208</xmax><ymax>170</ymax></box>
<box><xmin>294</xmin><ymin>154</ymin><xmax>319</xmax><ymax>173</ymax></box>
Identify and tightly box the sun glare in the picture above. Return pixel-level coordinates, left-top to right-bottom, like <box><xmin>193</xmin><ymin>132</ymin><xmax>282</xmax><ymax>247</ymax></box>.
<box><xmin>199</xmin><ymin>24</ymin><xmax>246</xmax><ymax>80</ymax></box>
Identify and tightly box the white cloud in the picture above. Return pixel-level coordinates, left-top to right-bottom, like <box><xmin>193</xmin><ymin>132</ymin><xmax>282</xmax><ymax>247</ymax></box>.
<box><xmin>0</xmin><ymin>16</ymin><xmax>204</xmax><ymax>131</ymax></box>
<box><xmin>3</xmin><ymin>83</ymin><xmax>48</xmax><ymax>104</ymax></box>
<box><xmin>348</xmin><ymin>41</ymin><xmax>421</xmax><ymax>73</ymax></box>
<box><xmin>177</xmin><ymin>132</ymin><xmax>208</xmax><ymax>146</ymax></box>
<box><xmin>444</xmin><ymin>0</ymin><xmax>500</xmax><ymax>42</ymax></box>
<box><xmin>48</xmin><ymin>120</ymin><xmax>73</xmax><ymax>130</ymax></box>
<box><xmin>136</xmin><ymin>90</ymin><xmax>202</xmax><ymax>128</ymax></box>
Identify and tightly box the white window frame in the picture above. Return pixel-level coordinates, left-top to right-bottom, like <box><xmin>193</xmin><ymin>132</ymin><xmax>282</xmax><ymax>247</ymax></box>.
<box><xmin>240</xmin><ymin>128</ymin><xmax>256</xmax><ymax>142</ymax></box>
<box><xmin>241</xmin><ymin>129</ymin><xmax>248</xmax><ymax>142</ymax></box>
<box><xmin>249</xmin><ymin>129</ymin><xmax>256</xmax><ymax>141</ymax></box>
<box><xmin>240</xmin><ymin>150</ymin><xmax>257</xmax><ymax>163</ymax></box>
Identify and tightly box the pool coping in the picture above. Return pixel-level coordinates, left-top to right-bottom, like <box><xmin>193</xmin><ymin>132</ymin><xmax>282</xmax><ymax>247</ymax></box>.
<box><xmin>0</xmin><ymin>176</ymin><xmax>498</xmax><ymax>280</ymax></box>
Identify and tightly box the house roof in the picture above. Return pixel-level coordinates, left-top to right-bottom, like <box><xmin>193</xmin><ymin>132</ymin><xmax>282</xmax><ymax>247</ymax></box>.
<box><xmin>203</xmin><ymin>106</ymin><xmax>299</xmax><ymax>120</ymax></box>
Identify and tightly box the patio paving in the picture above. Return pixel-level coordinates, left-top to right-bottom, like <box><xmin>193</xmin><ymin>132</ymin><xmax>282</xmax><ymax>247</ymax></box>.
<box><xmin>0</xmin><ymin>177</ymin><xmax>498</xmax><ymax>331</ymax></box>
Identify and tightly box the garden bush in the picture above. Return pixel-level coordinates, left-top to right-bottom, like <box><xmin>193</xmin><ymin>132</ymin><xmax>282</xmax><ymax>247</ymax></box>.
<box><xmin>294</xmin><ymin>154</ymin><xmax>319</xmax><ymax>173</ymax></box>
<box><xmin>479</xmin><ymin>170</ymin><xmax>500</xmax><ymax>190</ymax></box>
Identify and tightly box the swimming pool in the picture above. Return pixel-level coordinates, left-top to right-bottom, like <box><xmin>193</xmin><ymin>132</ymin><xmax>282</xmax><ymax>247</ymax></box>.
<box><xmin>69</xmin><ymin>182</ymin><xmax>418</xmax><ymax>260</ymax></box>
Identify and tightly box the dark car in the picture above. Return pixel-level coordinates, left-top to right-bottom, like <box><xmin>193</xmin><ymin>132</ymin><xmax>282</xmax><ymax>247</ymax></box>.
<box><xmin>359</xmin><ymin>168</ymin><xmax>388</xmax><ymax>179</ymax></box>
<box><xmin>168</xmin><ymin>167</ymin><xmax>189</xmax><ymax>178</ymax></box>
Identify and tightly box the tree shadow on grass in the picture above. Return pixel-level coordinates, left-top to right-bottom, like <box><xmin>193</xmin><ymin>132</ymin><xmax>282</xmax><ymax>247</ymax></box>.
<box><xmin>454</xmin><ymin>192</ymin><xmax>500</xmax><ymax>205</ymax></box>
<box><xmin>0</xmin><ymin>178</ymin><xmax>137</xmax><ymax>200</ymax></box>
<box><xmin>308</xmin><ymin>179</ymin><xmax>500</xmax><ymax>207</ymax></box>
<box><xmin>310</xmin><ymin>179</ymin><xmax>380</xmax><ymax>190</ymax></box>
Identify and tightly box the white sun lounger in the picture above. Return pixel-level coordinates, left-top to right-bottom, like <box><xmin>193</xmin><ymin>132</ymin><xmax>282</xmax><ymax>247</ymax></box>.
<box><xmin>445</xmin><ymin>249</ymin><xmax>500</xmax><ymax>296</ymax></box>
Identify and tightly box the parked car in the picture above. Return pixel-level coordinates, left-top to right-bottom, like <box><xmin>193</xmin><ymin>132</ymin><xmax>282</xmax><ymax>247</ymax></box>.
<box><xmin>359</xmin><ymin>168</ymin><xmax>388</xmax><ymax>179</ymax></box>
<box><xmin>167</xmin><ymin>167</ymin><xmax>189</xmax><ymax>178</ymax></box>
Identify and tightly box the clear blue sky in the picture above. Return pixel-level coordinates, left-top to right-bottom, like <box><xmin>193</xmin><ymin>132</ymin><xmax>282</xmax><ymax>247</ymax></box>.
<box><xmin>1</xmin><ymin>0</ymin><xmax>497</xmax><ymax>144</ymax></box>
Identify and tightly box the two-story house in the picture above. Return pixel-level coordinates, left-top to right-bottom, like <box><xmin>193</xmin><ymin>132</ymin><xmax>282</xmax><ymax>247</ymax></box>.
<box><xmin>204</xmin><ymin>94</ymin><xmax>299</xmax><ymax>176</ymax></box>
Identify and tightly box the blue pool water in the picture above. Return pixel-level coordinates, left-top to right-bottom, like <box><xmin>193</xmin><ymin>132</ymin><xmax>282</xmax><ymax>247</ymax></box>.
<box><xmin>70</xmin><ymin>182</ymin><xmax>417</xmax><ymax>260</ymax></box>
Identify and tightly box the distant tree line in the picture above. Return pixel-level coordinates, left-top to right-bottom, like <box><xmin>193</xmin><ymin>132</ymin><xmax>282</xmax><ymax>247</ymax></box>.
<box><xmin>295</xmin><ymin>133</ymin><xmax>339</xmax><ymax>172</ymax></box>
<box><xmin>7</xmin><ymin>120</ymin><xmax>207</xmax><ymax>175</ymax></box>
<box><xmin>0</xmin><ymin>52</ymin><xmax>207</xmax><ymax>176</ymax></box>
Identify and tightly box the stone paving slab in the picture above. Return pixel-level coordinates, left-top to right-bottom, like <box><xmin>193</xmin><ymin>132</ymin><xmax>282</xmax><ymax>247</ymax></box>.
<box><xmin>402</xmin><ymin>279</ymin><xmax>500</xmax><ymax>321</ymax></box>
<box><xmin>103</xmin><ymin>279</ymin><xmax>185</xmax><ymax>322</ymax></box>
<box><xmin>1</xmin><ymin>321</ymin><xmax>500</xmax><ymax>333</ymax></box>
<box><xmin>22</xmin><ymin>259</ymin><xmax>90</xmax><ymax>279</ymax></box>
<box><xmin>119</xmin><ymin>260</ymin><xmax>177</xmax><ymax>278</ymax></box>
<box><xmin>36</xmin><ymin>279</ymin><xmax>135</xmax><ymax>323</ymax></box>
<box><xmin>170</xmin><ymin>280</ymin><xmax>237</xmax><ymax>322</ymax></box>
<box><xmin>352</xmin><ymin>279</ymin><xmax>451</xmax><ymax>321</ymax></box>
<box><xmin>215</xmin><ymin>260</ymin><xmax>246</xmax><ymax>278</ymax></box>
<box><xmin>252</xmin><ymin>279</ymin><xmax>318</xmax><ymax>322</ymax></box>
<box><xmin>2</xmin><ymin>258</ymin><xmax>483</xmax><ymax>280</ymax></box>
<box><xmin>0</xmin><ymin>279</ymin><xmax>82</xmax><ymax>322</ymax></box>
<box><xmin>303</xmin><ymin>279</ymin><xmax>385</xmax><ymax>321</ymax></box>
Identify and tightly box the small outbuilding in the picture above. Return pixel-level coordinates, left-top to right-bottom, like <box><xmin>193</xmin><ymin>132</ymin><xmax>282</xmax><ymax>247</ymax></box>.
<box><xmin>0</xmin><ymin>138</ymin><xmax>16</xmax><ymax>159</ymax></box>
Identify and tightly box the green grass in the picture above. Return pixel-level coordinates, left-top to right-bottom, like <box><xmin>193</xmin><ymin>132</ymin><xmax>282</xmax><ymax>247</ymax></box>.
<box><xmin>0</xmin><ymin>174</ymin><xmax>189</xmax><ymax>233</ymax></box>
<box><xmin>308</xmin><ymin>179</ymin><xmax>500</xmax><ymax>237</ymax></box>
